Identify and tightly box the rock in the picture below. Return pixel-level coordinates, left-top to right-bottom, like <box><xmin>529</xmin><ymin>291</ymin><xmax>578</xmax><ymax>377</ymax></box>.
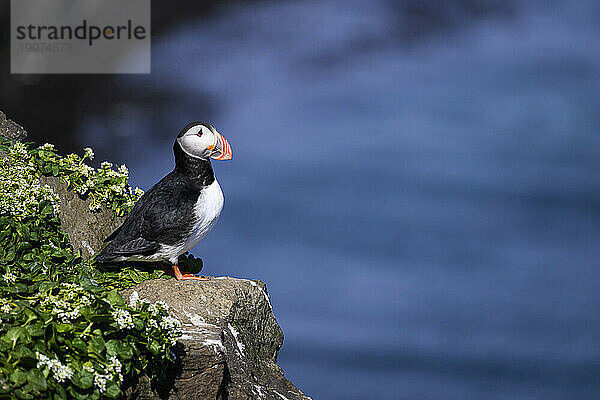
<box><xmin>0</xmin><ymin>111</ymin><xmax>28</xmax><ymax>142</ymax></box>
<box><xmin>39</xmin><ymin>175</ymin><xmax>125</xmax><ymax>258</ymax></box>
<box><xmin>122</xmin><ymin>278</ymin><xmax>311</xmax><ymax>400</ymax></box>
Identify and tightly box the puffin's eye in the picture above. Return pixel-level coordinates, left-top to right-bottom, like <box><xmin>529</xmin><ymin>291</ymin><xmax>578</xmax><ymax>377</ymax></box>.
<box><xmin>197</xmin><ymin>129</ymin><xmax>203</xmax><ymax>136</ymax></box>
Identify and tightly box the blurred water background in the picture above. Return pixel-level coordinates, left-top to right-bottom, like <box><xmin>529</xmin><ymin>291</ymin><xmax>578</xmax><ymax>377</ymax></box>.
<box><xmin>3</xmin><ymin>0</ymin><xmax>600</xmax><ymax>399</ymax></box>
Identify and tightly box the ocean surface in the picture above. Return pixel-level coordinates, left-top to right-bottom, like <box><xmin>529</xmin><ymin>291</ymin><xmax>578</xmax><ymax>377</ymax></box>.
<box><xmin>81</xmin><ymin>1</ymin><xmax>600</xmax><ymax>398</ymax></box>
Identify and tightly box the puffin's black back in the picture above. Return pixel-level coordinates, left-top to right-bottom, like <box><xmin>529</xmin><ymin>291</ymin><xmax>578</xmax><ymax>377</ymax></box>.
<box><xmin>96</xmin><ymin>140</ymin><xmax>215</xmax><ymax>262</ymax></box>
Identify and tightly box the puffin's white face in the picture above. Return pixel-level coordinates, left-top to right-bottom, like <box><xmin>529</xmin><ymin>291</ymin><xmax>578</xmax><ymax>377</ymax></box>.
<box><xmin>176</xmin><ymin>123</ymin><xmax>233</xmax><ymax>161</ymax></box>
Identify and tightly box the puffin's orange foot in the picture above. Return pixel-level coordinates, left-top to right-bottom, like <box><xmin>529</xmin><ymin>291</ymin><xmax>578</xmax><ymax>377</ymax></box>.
<box><xmin>173</xmin><ymin>264</ymin><xmax>210</xmax><ymax>281</ymax></box>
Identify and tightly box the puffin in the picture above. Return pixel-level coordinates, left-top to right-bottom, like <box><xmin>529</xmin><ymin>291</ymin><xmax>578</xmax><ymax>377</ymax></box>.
<box><xmin>96</xmin><ymin>122</ymin><xmax>233</xmax><ymax>280</ymax></box>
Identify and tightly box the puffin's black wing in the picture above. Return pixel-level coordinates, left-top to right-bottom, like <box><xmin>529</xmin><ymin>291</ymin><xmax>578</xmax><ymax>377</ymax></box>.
<box><xmin>111</xmin><ymin>237</ymin><xmax>159</xmax><ymax>256</ymax></box>
<box><xmin>96</xmin><ymin>171</ymin><xmax>200</xmax><ymax>261</ymax></box>
<box><xmin>102</xmin><ymin>180</ymin><xmax>154</xmax><ymax>244</ymax></box>
<box><xmin>103</xmin><ymin>181</ymin><xmax>154</xmax><ymax>243</ymax></box>
<box><xmin>138</xmin><ymin>181</ymin><xmax>199</xmax><ymax>244</ymax></box>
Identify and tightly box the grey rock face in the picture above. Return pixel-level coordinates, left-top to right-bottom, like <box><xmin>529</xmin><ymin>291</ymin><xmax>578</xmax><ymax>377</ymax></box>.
<box><xmin>0</xmin><ymin>111</ymin><xmax>27</xmax><ymax>142</ymax></box>
<box><xmin>123</xmin><ymin>278</ymin><xmax>311</xmax><ymax>400</ymax></box>
<box><xmin>39</xmin><ymin>175</ymin><xmax>125</xmax><ymax>258</ymax></box>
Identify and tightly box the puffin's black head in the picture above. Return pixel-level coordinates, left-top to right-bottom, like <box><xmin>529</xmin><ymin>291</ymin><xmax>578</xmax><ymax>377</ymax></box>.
<box><xmin>175</xmin><ymin>122</ymin><xmax>233</xmax><ymax>161</ymax></box>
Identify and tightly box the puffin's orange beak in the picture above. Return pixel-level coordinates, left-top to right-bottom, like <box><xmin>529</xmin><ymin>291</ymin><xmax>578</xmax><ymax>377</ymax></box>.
<box><xmin>210</xmin><ymin>132</ymin><xmax>233</xmax><ymax>160</ymax></box>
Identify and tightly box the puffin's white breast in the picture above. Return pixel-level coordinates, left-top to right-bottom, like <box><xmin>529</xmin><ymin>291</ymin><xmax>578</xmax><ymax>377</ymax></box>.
<box><xmin>181</xmin><ymin>179</ymin><xmax>224</xmax><ymax>254</ymax></box>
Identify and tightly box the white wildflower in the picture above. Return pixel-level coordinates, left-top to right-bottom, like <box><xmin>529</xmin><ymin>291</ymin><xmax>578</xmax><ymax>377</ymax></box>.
<box><xmin>52</xmin><ymin>363</ymin><xmax>74</xmax><ymax>382</ymax></box>
<box><xmin>83</xmin><ymin>363</ymin><xmax>94</xmax><ymax>373</ymax></box>
<box><xmin>148</xmin><ymin>300</ymin><xmax>169</xmax><ymax>317</ymax></box>
<box><xmin>148</xmin><ymin>303</ymin><xmax>160</xmax><ymax>317</ymax></box>
<box><xmin>109</xmin><ymin>184</ymin><xmax>125</xmax><ymax>194</ymax></box>
<box><xmin>9</xmin><ymin>141</ymin><xmax>29</xmax><ymax>158</ymax></box>
<box><xmin>36</xmin><ymin>352</ymin><xmax>50</xmax><ymax>366</ymax></box>
<box><xmin>88</xmin><ymin>356</ymin><xmax>123</xmax><ymax>392</ymax></box>
<box><xmin>80</xmin><ymin>164</ymin><xmax>94</xmax><ymax>177</ymax></box>
<box><xmin>3</xmin><ymin>272</ymin><xmax>16</xmax><ymax>284</ymax></box>
<box><xmin>84</xmin><ymin>147</ymin><xmax>94</xmax><ymax>160</ymax></box>
<box><xmin>146</xmin><ymin>319</ymin><xmax>159</xmax><ymax>330</ymax></box>
<box><xmin>112</xmin><ymin>308</ymin><xmax>134</xmax><ymax>329</ymax></box>
<box><xmin>160</xmin><ymin>315</ymin><xmax>182</xmax><ymax>345</ymax></box>
<box><xmin>160</xmin><ymin>315</ymin><xmax>181</xmax><ymax>331</ymax></box>
<box><xmin>0</xmin><ymin>144</ymin><xmax>61</xmax><ymax>218</ymax></box>
<box><xmin>36</xmin><ymin>352</ymin><xmax>73</xmax><ymax>382</ymax></box>
<box><xmin>94</xmin><ymin>372</ymin><xmax>109</xmax><ymax>393</ymax></box>
<box><xmin>118</xmin><ymin>164</ymin><xmax>129</xmax><ymax>177</ymax></box>
<box><xmin>107</xmin><ymin>356</ymin><xmax>123</xmax><ymax>382</ymax></box>
<box><xmin>129</xmin><ymin>291</ymin><xmax>140</xmax><ymax>308</ymax></box>
<box><xmin>39</xmin><ymin>285</ymin><xmax>90</xmax><ymax>322</ymax></box>
<box><xmin>76</xmin><ymin>180</ymin><xmax>93</xmax><ymax>195</ymax></box>
<box><xmin>125</xmin><ymin>198</ymin><xmax>136</xmax><ymax>209</ymax></box>
<box><xmin>39</xmin><ymin>143</ymin><xmax>55</xmax><ymax>151</ymax></box>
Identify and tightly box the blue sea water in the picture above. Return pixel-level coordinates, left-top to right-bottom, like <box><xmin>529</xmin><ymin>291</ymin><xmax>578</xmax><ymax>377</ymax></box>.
<box><xmin>82</xmin><ymin>1</ymin><xmax>600</xmax><ymax>398</ymax></box>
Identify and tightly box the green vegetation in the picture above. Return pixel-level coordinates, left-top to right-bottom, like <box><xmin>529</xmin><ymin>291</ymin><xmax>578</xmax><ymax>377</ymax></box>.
<box><xmin>0</xmin><ymin>138</ymin><xmax>189</xmax><ymax>399</ymax></box>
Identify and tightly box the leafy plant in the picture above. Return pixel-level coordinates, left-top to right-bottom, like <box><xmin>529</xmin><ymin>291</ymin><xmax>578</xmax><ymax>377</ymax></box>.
<box><xmin>0</xmin><ymin>137</ymin><xmax>192</xmax><ymax>399</ymax></box>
